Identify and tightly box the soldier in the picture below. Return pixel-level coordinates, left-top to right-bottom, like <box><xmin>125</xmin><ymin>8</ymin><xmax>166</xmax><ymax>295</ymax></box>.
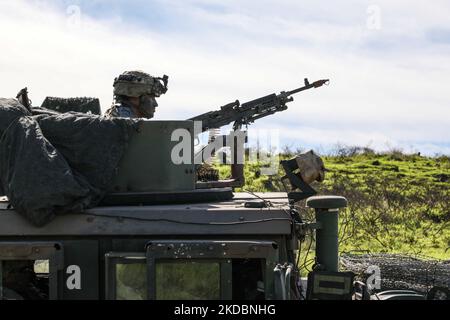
<box><xmin>105</xmin><ymin>71</ymin><xmax>168</xmax><ymax>119</ymax></box>
<box><xmin>103</xmin><ymin>71</ymin><xmax>169</xmax><ymax>298</ymax></box>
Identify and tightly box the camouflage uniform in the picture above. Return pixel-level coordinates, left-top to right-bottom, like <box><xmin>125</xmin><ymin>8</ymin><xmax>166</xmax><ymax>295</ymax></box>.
<box><xmin>105</xmin><ymin>100</ymin><xmax>140</xmax><ymax>118</ymax></box>
<box><xmin>105</xmin><ymin>71</ymin><xmax>168</xmax><ymax>119</ymax></box>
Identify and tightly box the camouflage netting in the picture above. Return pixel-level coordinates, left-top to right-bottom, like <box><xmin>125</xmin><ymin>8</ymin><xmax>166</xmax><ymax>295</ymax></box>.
<box><xmin>0</xmin><ymin>98</ymin><xmax>139</xmax><ymax>227</ymax></box>
<box><xmin>41</xmin><ymin>97</ymin><xmax>101</xmax><ymax>115</ymax></box>
<box><xmin>340</xmin><ymin>253</ymin><xmax>450</xmax><ymax>294</ymax></box>
<box><xmin>196</xmin><ymin>163</ymin><xmax>219</xmax><ymax>182</ymax></box>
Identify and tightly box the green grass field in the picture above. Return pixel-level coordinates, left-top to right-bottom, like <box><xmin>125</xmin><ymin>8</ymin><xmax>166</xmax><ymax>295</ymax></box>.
<box><xmin>216</xmin><ymin>148</ymin><xmax>450</xmax><ymax>260</ymax></box>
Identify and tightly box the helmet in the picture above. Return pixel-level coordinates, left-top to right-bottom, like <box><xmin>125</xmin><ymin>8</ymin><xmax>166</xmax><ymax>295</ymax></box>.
<box><xmin>113</xmin><ymin>71</ymin><xmax>168</xmax><ymax>98</ymax></box>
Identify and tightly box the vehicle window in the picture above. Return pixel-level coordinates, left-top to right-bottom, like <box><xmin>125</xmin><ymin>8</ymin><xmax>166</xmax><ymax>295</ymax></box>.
<box><xmin>116</xmin><ymin>263</ymin><xmax>146</xmax><ymax>300</ymax></box>
<box><xmin>1</xmin><ymin>260</ymin><xmax>49</xmax><ymax>300</ymax></box>
<box><xmin>232</xmin><ymin>259</ymin><xmax>265</xmax><ymax>300</ymax></box>
<box><xmin>156</xmin><ymin>261</ymin><xmax>220</xmax><ymax>300</ymax></box>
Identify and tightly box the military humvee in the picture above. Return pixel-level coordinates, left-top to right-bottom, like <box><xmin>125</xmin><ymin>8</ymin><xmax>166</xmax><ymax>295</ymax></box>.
<box><xmin>0</xmin><ymin>116</ymin><xmax>356</xmax><ymax>301</ymax></box>
<box><xmin>0</xmin><ymin>193</ymin><xmax>304</xmax><ymax>300</ymax></box>
<box><xmin>0</xmin><ymin>82</ymin><xmax>429</xmax><ymax>301</ymax></box>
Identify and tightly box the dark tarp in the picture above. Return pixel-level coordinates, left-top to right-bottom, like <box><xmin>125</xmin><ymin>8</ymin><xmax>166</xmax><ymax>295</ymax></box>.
<box><xmin>0</xmin><ymin>98</ymin><xmax>138</xmax><ymax>227</ymax></box>
<box><xmin>0</xmin><ymin>99</ymin><xmax>31</xmax><ymax>197</ymax></box>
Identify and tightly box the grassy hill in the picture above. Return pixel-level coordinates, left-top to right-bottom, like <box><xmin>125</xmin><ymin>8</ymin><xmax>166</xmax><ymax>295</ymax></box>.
<box><xmin>217</xmin><ymin>148</ymin><xmax>450</xmax><ymax>260</ymax></box>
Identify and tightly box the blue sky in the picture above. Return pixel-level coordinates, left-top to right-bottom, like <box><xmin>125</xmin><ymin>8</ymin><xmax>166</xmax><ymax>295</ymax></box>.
<box><xmin>1</xmin><ymin>0</ymin><xmax>449</xmax><ymax>155</ymax></box>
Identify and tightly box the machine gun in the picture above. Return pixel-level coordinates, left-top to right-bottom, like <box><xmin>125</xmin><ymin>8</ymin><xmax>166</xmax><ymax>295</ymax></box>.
<box><xmin>189</xmin><ymin>78</ymin><xmax>329</xmax><ymax>132</ymax></box>
<box><xmin>190</xmin><ymin>78</ymin><xmax>329</xmax><ymax>189</ymax></box>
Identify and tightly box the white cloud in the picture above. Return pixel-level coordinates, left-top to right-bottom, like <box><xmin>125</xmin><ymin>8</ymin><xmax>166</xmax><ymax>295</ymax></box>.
<box><xmin>0</xmin><ymin>0</ymin><xmax>449</xmax><ymax>155</ymax></box>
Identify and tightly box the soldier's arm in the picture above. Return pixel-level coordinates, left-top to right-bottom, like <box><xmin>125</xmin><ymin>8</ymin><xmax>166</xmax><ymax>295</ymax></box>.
<box><xmin>105</xmin><ymin>106</ymin><xmax>135</xmax><ymax>118</ymax></box>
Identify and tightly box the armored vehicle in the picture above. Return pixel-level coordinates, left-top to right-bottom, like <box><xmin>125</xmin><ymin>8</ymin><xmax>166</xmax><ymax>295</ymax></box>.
<box><xmin>0</xmin><ymin>192</ymin><xmax>343</xmax><ymax>300</ymax></box>
<box><xmin>0</xmin><ymin>81</ymin><xmax>432</xmax><ymax>301</ymax></box>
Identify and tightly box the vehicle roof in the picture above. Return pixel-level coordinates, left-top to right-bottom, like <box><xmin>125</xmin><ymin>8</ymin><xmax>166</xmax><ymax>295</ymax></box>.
<box><xmin>0</xmin><ymin>193</ymin><xmax>292</xmax><ymax>237</ymax></box>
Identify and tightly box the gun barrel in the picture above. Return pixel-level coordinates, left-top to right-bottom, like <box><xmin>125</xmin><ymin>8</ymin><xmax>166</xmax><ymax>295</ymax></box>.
<box><xmin>286</xmin><ymin>79</ymin><xmax>329</xmax><ymax>96</ymax></box>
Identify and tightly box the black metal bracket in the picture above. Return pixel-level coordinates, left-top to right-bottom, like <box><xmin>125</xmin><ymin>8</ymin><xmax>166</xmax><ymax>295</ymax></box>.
<box><xmin>280</xmin><ymin>158</ymin><xmax>317</xmax><ymax>203</ymax></box>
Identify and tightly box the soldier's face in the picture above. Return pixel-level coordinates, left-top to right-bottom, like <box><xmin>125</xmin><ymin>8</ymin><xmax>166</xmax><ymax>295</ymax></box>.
<box><xmin>139</xmin><ymin>95</ymin><xmax>158</xmax><ymax>119</ymax></box>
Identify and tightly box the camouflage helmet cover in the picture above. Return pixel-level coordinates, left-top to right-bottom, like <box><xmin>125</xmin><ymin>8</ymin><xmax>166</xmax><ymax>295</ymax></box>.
<box><xmin>113</xmin><ymin>71</ymin><xmax>168</xmax><ymax>98</ymax></box>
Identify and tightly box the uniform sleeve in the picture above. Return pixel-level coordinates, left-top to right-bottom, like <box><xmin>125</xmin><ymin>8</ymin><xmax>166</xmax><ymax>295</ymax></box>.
<box><xmin>105</xmin><ymin>106</ymin><xmax>135</xmax><ymax>118</ymax></box>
